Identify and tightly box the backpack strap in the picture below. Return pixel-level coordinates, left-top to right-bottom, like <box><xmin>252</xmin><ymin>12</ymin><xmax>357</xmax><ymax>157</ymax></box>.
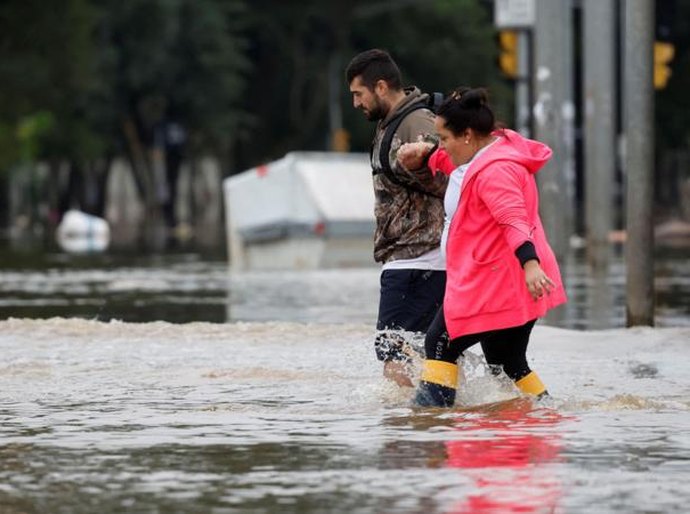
<box><xmin>372</xmin><ymin>101</ymin><xmax>433</xmax><ymax>194</ymax></box>
<box><xmin>428</xmin><ymin>91</ymin><xmax>444</xmax><ymax>113</ymax></box>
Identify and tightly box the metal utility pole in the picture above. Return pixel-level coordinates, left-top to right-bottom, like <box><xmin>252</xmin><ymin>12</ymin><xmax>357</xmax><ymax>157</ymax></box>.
<box><xmin>583</xmin><ymin>0</ymin><xmax>616</xmax><ymax>266</ymax></box>
<box><xmin>516</xmin><ymin>31</ymin><xmax>531</xmax><ymax>136</ymax></box>
<box><xmin>624</xmin><ymin>0</ymin><xmax>655</xmax><ymax>326</ymax></box>
<box><xmin>532</xmin><ymin>0</ymin><xmax>575</xmax><ymax>261</ymax></box>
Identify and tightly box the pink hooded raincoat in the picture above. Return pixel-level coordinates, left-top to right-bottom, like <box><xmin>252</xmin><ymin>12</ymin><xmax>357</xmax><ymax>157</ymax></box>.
<box><xmin>428</xmin><ymin>129</ymin><xmax>567</xmax><ymax>338</ymax></box>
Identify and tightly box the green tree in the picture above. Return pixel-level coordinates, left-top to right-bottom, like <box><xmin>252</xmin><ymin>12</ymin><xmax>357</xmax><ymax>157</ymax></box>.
<box><xmin>236</xmin><ymin>0</ymin><xmax>510</xmax><ymax>170</ymax></box>
<box><xmin>345</xmin><ymin>0</ymin><xmax>511</xmax><ymax>153</ymax></box>
<box><xmin>93</xmin><ymin>0</ymin><xmax>249</xmax><ymax>221</ymax></box>
<box><xmin>236</xmin><ymin>0</ymin><xmax>360</xmax><ymax>166</ymax></box>
<box><xmin>0</xmin><ymin>0</ymin><xmax>525</xmax><ymax>234</ymax></box>
<box><xmin>0</xmin><ymin>0</ymin><xmax>249</xmax><ymax>228</ymax></box>
<box><xmin>0</xmin><ymin>0</ymin><xmax>99</xmax><ymax>226</ymax></box>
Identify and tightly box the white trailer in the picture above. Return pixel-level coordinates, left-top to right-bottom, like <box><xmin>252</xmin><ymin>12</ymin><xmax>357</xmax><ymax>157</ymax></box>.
<box><xmin>223</xmin><ymin>152</ymin><xmax>376</xmax><ymax>270</ymax></box>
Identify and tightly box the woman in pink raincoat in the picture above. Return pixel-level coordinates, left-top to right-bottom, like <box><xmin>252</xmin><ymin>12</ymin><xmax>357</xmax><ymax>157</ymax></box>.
<box><xmin>400</xmin><ymin>87</ymin><xmax>567</xmax><ymax>407</ymax></box>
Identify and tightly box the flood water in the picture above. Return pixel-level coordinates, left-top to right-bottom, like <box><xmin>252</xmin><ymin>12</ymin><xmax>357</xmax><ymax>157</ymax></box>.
<box><xmin>0</xmin><ymin>243</ymin><xmax>689</xmax><ymax>513</ymax></box>
<box><xmin>0</xmin><ymin>245</ymin><xmax>687</xmax><ymax>329</ymax></box>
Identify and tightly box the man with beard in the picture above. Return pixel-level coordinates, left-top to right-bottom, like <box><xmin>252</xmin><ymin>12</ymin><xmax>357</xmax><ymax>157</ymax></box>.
<box><xmin>345</xmin><ymin>49</ymin><xmax>448</xmax><ymax>387</ymax></box>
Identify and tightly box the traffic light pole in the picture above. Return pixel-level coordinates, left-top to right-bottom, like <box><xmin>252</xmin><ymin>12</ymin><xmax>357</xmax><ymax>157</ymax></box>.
<box><xmin>532</xmin><ymin>0</ymin><xmax>574</xmax><ymax>262</ymax></box>
<box><xmin>583</xmin><ymin>0</ymin><xmax>616</xmax><ymax>266</ymax></box>
<box><xmin>624</xmin><ymin>0</ymin><xmax>655</xmax><ymax>326</ymax></box>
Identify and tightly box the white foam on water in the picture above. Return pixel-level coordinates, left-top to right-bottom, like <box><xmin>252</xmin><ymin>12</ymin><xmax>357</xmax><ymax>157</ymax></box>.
<box><xmin>1</xmin><ymin>318</ymin><xmax>688</xmax><ymax>412</ymax></box>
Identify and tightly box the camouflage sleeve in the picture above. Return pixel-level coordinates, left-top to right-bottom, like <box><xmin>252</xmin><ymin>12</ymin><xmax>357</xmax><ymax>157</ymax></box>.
<box><xmin>388</xmin><ymin>109</ymin><xmax>448</xmax><ymax>197</ymax></box>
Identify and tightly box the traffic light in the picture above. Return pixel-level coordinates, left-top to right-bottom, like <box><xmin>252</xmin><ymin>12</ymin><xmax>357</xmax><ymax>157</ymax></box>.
<box><xmin>497</xmin><ymin>30</ymin><xmax>518</xmax><ymax>79</ymax></box>
<box><xmin>654</xmin><ymin>41</ymin><xmax>674</xmax><ymax>90</ymax></box>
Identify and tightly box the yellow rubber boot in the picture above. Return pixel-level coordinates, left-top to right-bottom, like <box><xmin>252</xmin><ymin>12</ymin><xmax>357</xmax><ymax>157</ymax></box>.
<box><xmin>515</xmin><ymin>371</ymin><xmax>548</xmax><ymax>398</ymax></box>
<box><xmin>414</xmin><ymin>360</ymin><xmax>458</xmax><ymax>407</ymax></box>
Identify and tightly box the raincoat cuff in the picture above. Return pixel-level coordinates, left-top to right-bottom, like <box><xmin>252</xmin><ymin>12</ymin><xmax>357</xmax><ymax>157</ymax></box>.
<box><xmin>515</xmin><ymin>241</ymin><xmax>539</xmax><ymax>267</ymax></box>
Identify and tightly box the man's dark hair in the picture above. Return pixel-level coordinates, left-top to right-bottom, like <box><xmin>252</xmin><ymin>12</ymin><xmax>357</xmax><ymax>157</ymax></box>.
<box><xmin>345</xmin><ymin>49</ymin><xmax>403</xmax><ymax>91</ymax></box>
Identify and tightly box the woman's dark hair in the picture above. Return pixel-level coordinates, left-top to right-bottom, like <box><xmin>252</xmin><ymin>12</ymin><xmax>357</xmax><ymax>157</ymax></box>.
<box><xmin>345</xmin><ymin>49</ymin><xmax>403</xmax><ymax>91</ymax></box>
<box><xmin>436</xmin><ymin>87</ymin><xmax>496</xmax><ymax>137</ymax></box>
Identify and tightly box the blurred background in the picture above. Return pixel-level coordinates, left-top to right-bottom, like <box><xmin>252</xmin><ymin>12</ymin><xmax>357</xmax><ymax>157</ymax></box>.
<box><xmin>0</xmin><ymin>0</ymin><xmax>515</xmax><ymax>249</ymax></box>
<box><xmin>0</xmin><ymin>0</ymin><xmax>688</xmax><ymax>327</ymax></box>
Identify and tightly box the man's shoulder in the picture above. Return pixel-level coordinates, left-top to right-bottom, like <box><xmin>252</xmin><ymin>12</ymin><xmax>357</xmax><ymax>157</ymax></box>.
<box><xmin>397</xmin><ymin>107</ymin><xmax>435</xmax><ymax>140</ymax></box>
<box><xmin>401</xmin><ymin>105</ymin><xmax>435</xmax><ymax>122</ymax></box>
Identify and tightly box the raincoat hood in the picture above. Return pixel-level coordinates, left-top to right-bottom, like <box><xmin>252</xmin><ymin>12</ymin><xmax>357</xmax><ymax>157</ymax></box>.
<box><xmin>473</xmin><ymin>128</ymin><xmax>552</xmax><ymax>176</ymax></box>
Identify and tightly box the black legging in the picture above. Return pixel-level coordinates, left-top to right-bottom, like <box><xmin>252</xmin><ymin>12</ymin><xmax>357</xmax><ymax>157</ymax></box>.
<box><xmin>425</xmin><ymin>305</ymin><xmax>536</xmax><ymax>382</ymax></box>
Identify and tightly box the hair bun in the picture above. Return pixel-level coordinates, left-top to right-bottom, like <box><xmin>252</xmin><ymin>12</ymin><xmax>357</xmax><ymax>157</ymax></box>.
<box><xmin>437</xmin><ymin>85</ymin><xmax>496</xmax><ymax>136</ymax></box>
<box><xmin>458</xmin><ymin>88</ymin><xmax>489</xmax><ymax>110</ymax></box>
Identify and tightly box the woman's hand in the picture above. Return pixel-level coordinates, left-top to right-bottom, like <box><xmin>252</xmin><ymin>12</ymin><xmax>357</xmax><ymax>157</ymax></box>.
<box><xmin>523</xmin><ymin>259</ymin><xmax>555</xmax><ymax>301</ymax></box>
<box><xmin>397</xmin><ymin>141</ymin><xmax>435</xmax><ymax>171</ymax></box>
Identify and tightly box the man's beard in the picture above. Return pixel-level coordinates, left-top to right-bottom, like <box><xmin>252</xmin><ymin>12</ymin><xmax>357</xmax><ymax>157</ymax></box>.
<box><xmin>364</xmin><ymin>98</ymin><xmax>386</xmax><ymax>121</ymax></box>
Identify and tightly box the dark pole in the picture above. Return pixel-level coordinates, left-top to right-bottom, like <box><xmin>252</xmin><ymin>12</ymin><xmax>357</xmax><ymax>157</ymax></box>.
<box><xmin>624</xmin><ymin>0</ymin><xmax>655</xmax><ymax>326</ymax></box>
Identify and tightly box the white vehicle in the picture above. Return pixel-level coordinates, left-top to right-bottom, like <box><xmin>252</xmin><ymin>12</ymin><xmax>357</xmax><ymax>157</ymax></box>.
<box><xmin>223</xmin><ymin>152</ymin><xmax>375</xmax><ymax>270</ymax></box>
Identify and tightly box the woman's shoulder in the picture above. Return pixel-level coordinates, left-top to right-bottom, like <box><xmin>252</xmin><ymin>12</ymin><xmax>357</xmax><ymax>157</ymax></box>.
<box><xmin>474</xmin><ymin>158</ymin><xmax>529</xmax><ymax>189</ymax></box>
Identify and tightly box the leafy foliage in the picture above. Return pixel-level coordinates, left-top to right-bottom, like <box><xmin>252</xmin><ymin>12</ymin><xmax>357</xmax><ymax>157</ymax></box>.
<box><xmin>0</xmin><ymin>0</ymin><xmax>99</xmax><ymax>166</ymax></box>
<box><xmin>344</xmin><ymin>0</ymin><xmax>511</xmax><ymax>153</ymax></box>
<box><xmin>1</xmin><ymin>0</ymin><xmax>688</xmax><ymax>219</ymax></box>
<box><xmin>0</xmin><ymin>0</ymin><xmax>249</xmax><ymax>170</ymax></box>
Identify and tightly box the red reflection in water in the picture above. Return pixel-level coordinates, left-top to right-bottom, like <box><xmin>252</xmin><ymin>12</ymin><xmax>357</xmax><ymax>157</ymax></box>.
<box><xmin>444</xmin><ymin>399</ymin><xmax>571</xmax><ymax>514</ymax></box>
